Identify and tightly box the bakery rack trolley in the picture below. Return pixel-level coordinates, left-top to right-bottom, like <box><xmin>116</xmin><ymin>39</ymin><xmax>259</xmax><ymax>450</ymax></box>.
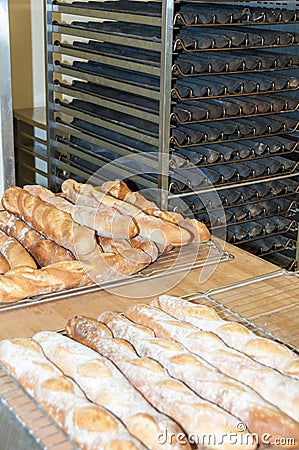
<box><xmin>0</xmin><ymin>0</ymin><xmax>15</xmax><ymax>194</ymax></box>
<box><xmin>45</xmin><ymin>0</ymin><xmax>299</xmax><ymax>269</ymax></box>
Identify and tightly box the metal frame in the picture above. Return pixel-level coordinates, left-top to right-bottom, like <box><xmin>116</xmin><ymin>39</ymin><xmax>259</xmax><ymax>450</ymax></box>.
<box><xmin>45</xmin><ymin>0</ymin><xmax>299</xmax><ymax>268</ymax></box>
<box><xmin>0</xmin><ymin>240</ymin><xmax>233</xmax><ymax>312</ymax></box>
<box><xmin>0</xmin><ymin>0</ymin><xmax>15</xmax><ymax>192</ymax></box>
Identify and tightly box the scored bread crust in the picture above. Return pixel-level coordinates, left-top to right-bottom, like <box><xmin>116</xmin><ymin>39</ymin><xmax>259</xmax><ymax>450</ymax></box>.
<box><xmin>0</xmin><ymin>210</ymin><xmax>74</xmax><ymax>266</ymax></box>
<box><xmin>34</xmin><ymin>331</ymin><xmax>191</xmax><ymax>450</ymax></box>
<box><xmin>124</xmin><ymin>304</ymin><xmax>299</xmax><ymax>423</ymax></box>
<box><xmin>61</xmin><ymin>179</ymin><xmax>192</xmax><ymax>247</ymax></box>
<box><xmin>0</xmin><ymin>229</ymin><xmax>37</xmax><ymax>270</ymax></box>
<box><xmin>66</xmin><ymin>315</ymin><xmax>257</xmax><ymax>450</ymax></box>
<box><xmin>101</xmin><ymin>179</ymin><xmax>211</xmax><ymax>243</ymax></box>
<box><xmin>0</xmin><ymin>337</ymin><xmax>145</xmax><ymax>450</ymax></box>
<box><xmin>100</xmin><ymin>311</ymin><xmax>299</xmax><ymax>446</ymax></box>
<box><xmin>24</xmin><ymin>184</ymin><xmax>138</xmax><ymax>240</ymax></box>
<box><xmin>152</xmin><ymin>295</ymin><xmax>299</xmax><ymax>379</ymax></box>
<box><xmin>2</xmin><ymin>186</ymin><xmax>97</xmax><ymax>256</ymax></box>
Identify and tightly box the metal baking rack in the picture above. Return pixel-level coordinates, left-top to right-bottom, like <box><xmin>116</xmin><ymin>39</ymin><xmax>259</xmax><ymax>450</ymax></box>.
<box><xmin>0</xmin><ymin>241</ymin><xmax>233</xmax><ymax>312</ymax></box>
<box><xmin>185</xmin><ymin>269</ymin><xmax>299</xmax><ymax>352</ymax></box>
<box><xmin>0</xmin><ymin>362</ymin><xmax>78</xmax><ymax>450</ymax></box>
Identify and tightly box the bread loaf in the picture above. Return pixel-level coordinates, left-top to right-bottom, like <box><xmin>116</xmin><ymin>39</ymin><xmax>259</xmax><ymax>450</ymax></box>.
<box><xmin>0</xmin><ymin>211</ymin><xmax>74</xmax><ymax>266</ymax></box>
<box><xmin>24</xmin><ymin>184</ymin><xmax>138</xmax><ymax>240</ymax></box>
<box><xmin>0</xmin><ymin>252</ymin><xmax>9</xmax><ymax>274</ymax></box>
<box><xmin>98</xmin><ymin>237</ymin><xmax>152</xmax><ymax>266</ymax></box>
<box><xmin>0</xmin><ymin>261</ymin><xmax>91</xmax><ymax>303</ymax></box>
<box><xmin>100</xmin><ymin>311</ymin><xmax>299</xmax><ymax>446</ymax></box>
<box><xmin>61</xmin><ymin>179</ymin><xmax>192</xmax><ymax>247</ymax></box>
<box><xmin>130</xmin><ymin>235</ymin><xmax>159</xmax><ymax>262</ymax></box>
<box><xmin>0</xmin><ymin>337</ymin><xmax>145</xmax><ymax>450</ymax></box>
<box><xmin>125</xmin><ymin>304</ymin><xmax>299</xmax><ymax>422</ymax></box>
<box><xmin>152</xmin><ymin>295</ymin><xmax>299</xmax><ymax>379</ymax></box>
<box><xmin>34</xmin><ymin>331</ymin><xmax>190</xmax><ymax>450</ymax></box>
<box><xmin>2</xmin><ymin>186</ymin><xmax>97</xmax><ymax>257</ymax></box>
<box><xmin>66</xmin><ymin>316</ymin><xmax>257</xmax><ymax>450</ymax></box>
<box><xmin>101</xmin><ymin>179</ymin><xmax>210</xmax><ymax>242</ymax></box>
<box><xmin>0</xmin><ymin>230</ymin><xmax>37</xmax><ymax>269</ymax></box>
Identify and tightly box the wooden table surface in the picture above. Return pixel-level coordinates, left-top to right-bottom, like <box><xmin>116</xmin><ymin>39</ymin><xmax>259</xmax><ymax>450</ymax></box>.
<box><xmin>0</xmin><ymin>242</ymin><xmax>279</xmax><ymax>339</ymax></box>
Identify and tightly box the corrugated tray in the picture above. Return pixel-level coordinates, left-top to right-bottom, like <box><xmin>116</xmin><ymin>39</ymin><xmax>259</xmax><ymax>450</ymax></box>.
<box><xmin>186</xmin><ymin>269</ymin><xmax>299</xmax><ymax>353</ymax></box>
<box><xmin>0</xmin><ymin>240</ymin><xmax>233</xmax><ymax>312</ymax></box>
<box><xmin>0</xmin><ymin>362</ymin><xmax>78</xmax><ymax>450</ymax></box>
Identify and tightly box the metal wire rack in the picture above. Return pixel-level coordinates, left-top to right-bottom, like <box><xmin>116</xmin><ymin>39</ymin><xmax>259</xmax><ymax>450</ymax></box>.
<box><xmin>0</xmin><ymin>362</ymin><xmax>78</xmax><ymax>450</ymax></box>
<box><xmin>0</xmin><ymin>241</ymin><xmax>233</xmax><ymax>312</ymax></box>
<box><xmin>185</xmin><ymin>269</ymin><xmax>299</xmax><ymax>352</ymax></box>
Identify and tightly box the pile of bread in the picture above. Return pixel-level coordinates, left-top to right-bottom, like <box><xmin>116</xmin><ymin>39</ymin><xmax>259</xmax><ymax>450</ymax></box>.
<box><xmin>0</xmin><ymin>296</ymin><xmax>298</xmax><ymax>449</ymax></box>
<box><xmin>0</xmin><ymin>179</ymin><xmax>210</xmax><ymax>303</ymax></box>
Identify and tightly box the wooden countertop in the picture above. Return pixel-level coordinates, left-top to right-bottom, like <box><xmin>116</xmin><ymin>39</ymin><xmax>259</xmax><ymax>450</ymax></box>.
<box><xmin>0</xmin><ymin>242</ymin><xmax>278</xmax><ymax>339</ymax></box>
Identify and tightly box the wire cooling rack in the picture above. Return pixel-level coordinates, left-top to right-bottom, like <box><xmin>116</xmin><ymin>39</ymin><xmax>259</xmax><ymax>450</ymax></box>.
<box><xmin>0</xmin><ymin>362</ymin><xmax>78</xmax><ymax>450</ymax></box>
<box><xmin>0</xmin><ymin>240</ymin><xmax>233</xmax><ymax>312</ymax></box>
<box><xmin>186</xmin><ymin>270</ymin><xmax>299</xmax><ymax>352</ymax></box>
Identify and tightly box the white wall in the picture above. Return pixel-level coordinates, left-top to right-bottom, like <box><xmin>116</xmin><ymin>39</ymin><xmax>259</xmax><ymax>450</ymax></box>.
<box><xmin>8</xmin><ymin>0</ymin><xmax>46</xmax><ymax>109</ymax></box>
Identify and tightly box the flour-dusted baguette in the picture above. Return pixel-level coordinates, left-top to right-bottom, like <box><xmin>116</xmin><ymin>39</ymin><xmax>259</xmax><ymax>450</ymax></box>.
<box><xmin>34</xmin><ymin>331</ymin><xmax>190</xmax><ymax>450</ymax></box>
<box><xmin>101</xmin><ymin>179</ymin><xmax>211</xmax><ymax>242</ymax></box>
<box><xmin>0</xmin><ymin>337</ymin><xmax>145</xmax><ymax>450</ymax></box>
<box><xmin>152</xmin><ymin>295</ymin><xmax>299</xmax><ymax>379</ymax></box>
<box><xmin>62</xmin><ymin>179</ymin><xmax>192</xmax><ymax>247</ymax></box>
<box><xmin>0</xmin><ymin>261</ymin><xmax>91</xmax><ymax>303</ymax></box>
<box><xmin>24</xmin><ymin>184</ymin><xmax>138</xmax><ymax>240</ymax></box>
<box><xmin>130</xmin><ymin>235</ymin><xmax>159</xmax><ymax>262</ymax></box>
<box><xmin>2</xmin><ymin>186</ymin><xmax>97</xmax><ymax>257</ymax></box>
<box><xmin>125</xmin><ymin>304</ymin><xmax>299</xmax><ymax>422</ymax></box>
<box><xmin>98</xmin><ymin>237</ymin><xmax>152</xmax><ymax>266</ymax></box>
<box><xmin>0</xmin><ymin>252</ymin><xmax>9</xmax><ymax>274</ymax></box>
<box><xmin>0</xmin><ymin>210</ymin><xmax>74</xmax><ymax>266</ymax></box>
<box><xmin>100</xmin><ymin>311</ymin><xmax>299</xmax><ymax>446</ymax></box>
<box><xmin>66</xmin><ymin>316</ymin><xmax>257</xmax><ymax>450</ymax></box>
<box><xmin>0</xmin><ymin>230</ymin><xmax>37</xmax><ymax>269</ymax></box>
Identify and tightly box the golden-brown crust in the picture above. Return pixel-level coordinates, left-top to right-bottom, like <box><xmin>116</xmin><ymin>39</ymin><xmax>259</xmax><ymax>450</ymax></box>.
<box><xmin>24</xmin><ymin>185</ymin><xmax>139</xmax><ymax>240</ymax></box>
<box><xmin>0</xmin><ymin>210</ymin><xmax>75</xmax><ymax>266</ymax></box>
<box><xmin>0</xmin><ymin>261</ymin><xmax>91</xmax><ymax>303</ymax></box>
<box><xmin>0</xmin><ymin>230</ymin><xmax>37</xmax><ymax>270</ymax></box>
<box><xmin>0</xmin><ymin>252</ymin><xmax>9</xmax><ymax>274</ymax></box>
<box><xmin>101</xmin><ymin>179</ymin><xmax>210</xmax><ymax>243</ymax></box>
<box><xmin>2</xmin><ymin>186</ymin><xmax>96</xmax><ymax>256</ymax></box>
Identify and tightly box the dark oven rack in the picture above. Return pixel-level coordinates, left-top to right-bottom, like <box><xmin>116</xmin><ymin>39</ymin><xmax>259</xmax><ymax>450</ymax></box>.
<box><xmin>46</xmin><ymin>0</ymin><xmax>299</xmax><ymax>270</ymax></box>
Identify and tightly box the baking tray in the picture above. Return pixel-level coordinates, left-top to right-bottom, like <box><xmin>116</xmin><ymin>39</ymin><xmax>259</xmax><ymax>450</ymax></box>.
<box><xmin>0</xmin><ymin>240</ymin><xmax>233</xmax><ymax>312</ymax></box>
<box><xmin>186</xmin><ymin>269</ymin><xmax>299</xmax><ymax>353</ymax></box>
<box><xmin>0</xmin><ymin>362</ymin><xmax>78</xmax><ymax>450</ymax></box>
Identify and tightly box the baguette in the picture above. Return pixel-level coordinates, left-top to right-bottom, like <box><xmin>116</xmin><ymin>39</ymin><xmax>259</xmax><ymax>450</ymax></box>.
<box><xmin>24</xmin><ymin>184</ymin><xmax>138</xmax><ymax>240</ymax></box>
<box><xmin>0</xmin><ymin>210</ymin><xmax>74</xmax><ymax>266</ymax></box>
<box><xmin>0</xmin><ymin>230</ymin><xmax>37</xmax><ymax>269</ymax></box>
<box><xmin>101</xmin><ymin>179</ymin><xmax>210</xmax><ymax>242</ymax></box>
<box><xmin>152</xmin><ymin>295</ymin><xmax>299</xmax><ymax>379</ymax></box>
<box><xmin>100</xmin><ymin>311</ymin><xmax>299</xmax><ymax>446</ymax></box>
<box><xmin>98</xmin><ymin>237</ymin><xmax>152</xmax><ymax>265</ymax></box>
<box><xmin>0</xmin><ymin>252</ymin><xmax>9</xmax><ymax>274</ymax></box>
<box><xmin>0</xmin><ymin>337</ymin><xmax>145</xmax><ymax>450</ymax></box>
<box><xmin>62</xmin><ymin>179</ymin><xmax>192</xmax><ymax>247</ymax></box>
<box><xmin>2</xmin><ymin>186</ymin><xmax>97</xmax><ymax>257</ymax></box>
<box><xmin>0</xmin><ymin>261</ymin><xmax>91</xmax><ymax>303</ymax></box>
<box><xmin>66</xmin><ymin>316</ymin><xmax>257</xmax><ymax>450</ymax></box>
<box><xmin>130</xmin><ymin>235</ymin><xmax>159</xmax><ymax>262</ymax></box>
<box><xmin>125</xmin><ymin>304</ymin><xmax>299</xmax><ymax>422</ymax></box>
<box><xmin>34</xmin><ymin>331</ymin><xmax>190</xmax><ymax>450</ymax></box>
<box><xmin>0</xmin><ymin>246</ymin><xmax>153</xmax><ymax>303</ymax></box>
